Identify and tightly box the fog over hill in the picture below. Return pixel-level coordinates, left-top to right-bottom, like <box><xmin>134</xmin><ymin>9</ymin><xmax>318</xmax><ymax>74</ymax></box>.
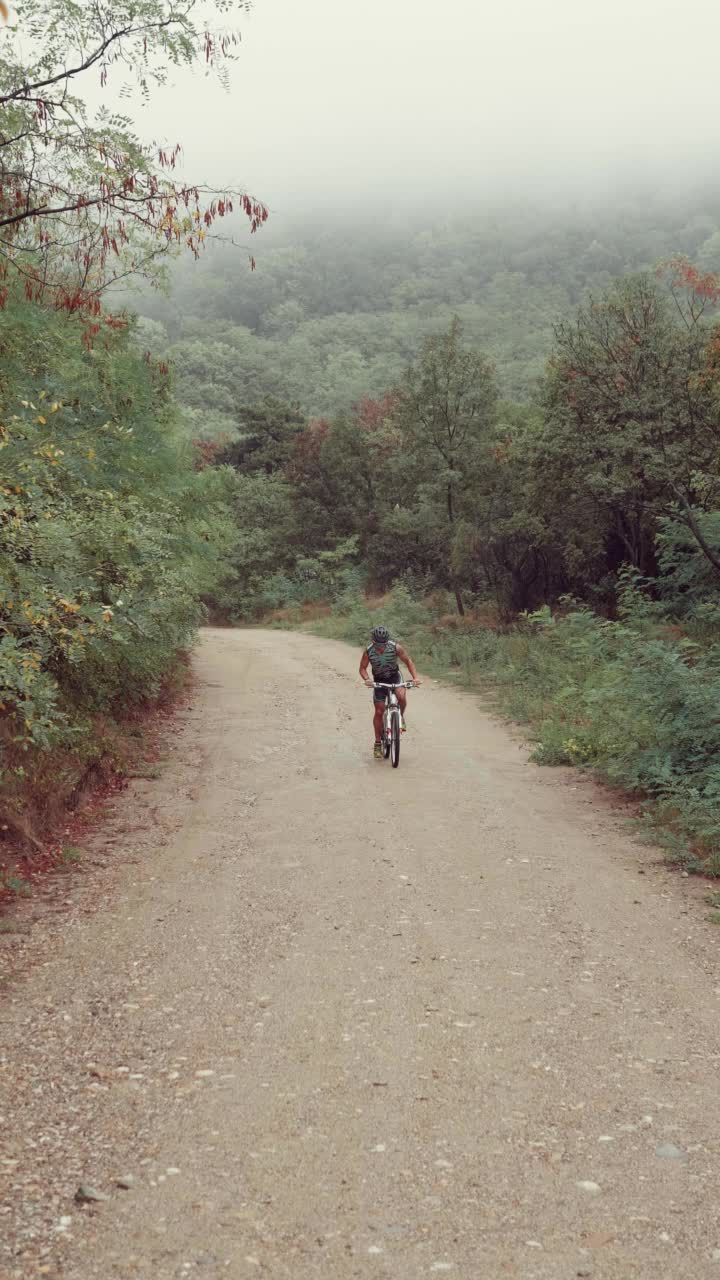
<box><xmin>83</xmin><ymin>0</ymin><xmax>720</xmax><ymax>223</ymax></box>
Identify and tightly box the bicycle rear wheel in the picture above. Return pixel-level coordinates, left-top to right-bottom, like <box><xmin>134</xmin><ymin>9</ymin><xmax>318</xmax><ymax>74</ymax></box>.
<box><xmin>390</xmin><ymin>710</ymin><xmax>400</xmax><ymax>768</ymax></box>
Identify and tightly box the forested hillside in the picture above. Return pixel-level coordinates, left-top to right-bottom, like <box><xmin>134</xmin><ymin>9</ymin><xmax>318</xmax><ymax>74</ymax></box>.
<box><xmin>135</xmin><ymin>197</ymin><xmax>720</xmax><ymax>419</ymax></box>
<box><xmin>177</xmin><ymin>239</ymin><xmax>720</xmax><ymax>624</ymax></box>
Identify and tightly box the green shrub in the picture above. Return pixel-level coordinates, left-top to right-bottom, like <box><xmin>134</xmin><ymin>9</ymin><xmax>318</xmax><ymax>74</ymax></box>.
<box><xmin>488</xmin><ymin>606</ymin><xmax>720</xmax><ymax>869</ymax></box>
<box><xmin>0</xmin><ymin>298</ymin><xmax>236</xmax><ymax>821</ymax></box>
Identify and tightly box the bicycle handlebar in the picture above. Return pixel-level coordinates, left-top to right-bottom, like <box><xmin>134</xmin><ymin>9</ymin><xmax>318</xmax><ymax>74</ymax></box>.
<box><xmin>366</xmin><ymin>680</ymin><xmax>417</xmax><ymax>689</ymax></box>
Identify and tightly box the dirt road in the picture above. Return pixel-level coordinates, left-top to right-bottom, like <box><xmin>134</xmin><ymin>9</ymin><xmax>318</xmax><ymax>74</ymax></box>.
<box><xmin>2</xmin><ymin>628</ymin><xmax>720</xmax><ymax>1279</ymax></box>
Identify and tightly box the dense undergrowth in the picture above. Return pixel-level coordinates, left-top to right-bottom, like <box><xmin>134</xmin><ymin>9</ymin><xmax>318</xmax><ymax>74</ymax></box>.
<box><xmin>0</xmin><ymin>298</ymin><xmax>236</xmax><ymax>863</ymax></box>
<box><xmin>291</xmin><ymin>584</ymin><xmax>720</xmax><ymax>877</ymax></box>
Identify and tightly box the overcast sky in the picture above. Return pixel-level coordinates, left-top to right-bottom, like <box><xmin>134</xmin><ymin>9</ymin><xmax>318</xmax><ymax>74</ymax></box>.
<box><xmin>104</xmin><ymin>0</ymin><xmax>720</xmax><ymax>218</ymax></box>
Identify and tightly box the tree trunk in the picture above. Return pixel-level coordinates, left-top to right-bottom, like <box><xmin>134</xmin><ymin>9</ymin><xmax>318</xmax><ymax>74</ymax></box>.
<box><xmin>446</xmin><ymin>478</ymin><xmax>464</xmax><ymax>614</ymax></box>
<box><xmin>672</xmin><ymin>491</ymin><xmax>720</xmax><ymax>577</ymax></box>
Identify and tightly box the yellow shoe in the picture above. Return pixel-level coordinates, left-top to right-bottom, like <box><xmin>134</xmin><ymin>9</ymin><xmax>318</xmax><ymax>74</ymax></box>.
<box><xmin>373</xmin><ymin>741</ymin><xmax>383</xmax><ymax>759</ymax></box>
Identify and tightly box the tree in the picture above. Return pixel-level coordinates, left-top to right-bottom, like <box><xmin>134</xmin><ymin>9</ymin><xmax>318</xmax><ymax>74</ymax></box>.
<box><xmin>283</xmin><ymin>397</ymin><xmax>400</xmax><ymax>564</ymax></box>
<box><xmin>217</xmin><ymin>400</ymin><xmax>306</xmax><ymax>476</ymax></box>
<box><xmin>451</xmin><ymin>404</ymin><xmax>566</xmax><ymax>615</ymax></box>
<box><xmin>222</xmin><ymin>472</ymin><xmax>299</xmax><ymax>612</ymax></box>
<box><xmin>0</xmin><ymin>298</ymin><xmax>237</xmax><ymax>774</ymax></box>
<box><xmin>539</xmin><ymin>265</ymin><xmax>720</xmax><ymax>589</ymax></box>
<box><xmin>392</xmin><ymin>318</ymin><xmax>498</xmax><ymax>613</ymax></box>
<box><xmin>0</xmin><ymin>0</ymin><xmax>267</xmax><ymax>319</ymax></box>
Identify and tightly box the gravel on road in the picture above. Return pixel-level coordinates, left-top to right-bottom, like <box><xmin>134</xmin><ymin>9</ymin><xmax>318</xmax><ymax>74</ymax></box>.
<box><xmin>2</xmin><ymin>627</ymin><xmax>720</xmax><ymax>1279</ymax></box>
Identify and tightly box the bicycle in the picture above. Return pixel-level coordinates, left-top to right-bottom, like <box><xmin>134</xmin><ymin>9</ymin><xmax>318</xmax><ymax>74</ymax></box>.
<box><xmin>368</xmin><ymin>680</ymin><xmax>416</xmax><ymax>768</ymax></box>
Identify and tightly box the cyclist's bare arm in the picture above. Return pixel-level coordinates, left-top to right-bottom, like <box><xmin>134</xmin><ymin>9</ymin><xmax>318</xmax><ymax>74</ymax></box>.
<box><xmin>359</xmin><ymin>650</ymin><xmax>373</xmax><ymax>684</ymax></box>
<box><xmin>396</xmin><ymin>644</ymin><xmax>422</xmax><ymax>684</ymax></box>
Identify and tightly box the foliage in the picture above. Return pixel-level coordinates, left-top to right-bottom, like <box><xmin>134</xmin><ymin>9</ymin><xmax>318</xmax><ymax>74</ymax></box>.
<box><xmin>391</xmin><ymin>318</ymin><xmax>498</xmax><ymax>614</ymax></box>
<box><xmin>217</xmin><ymin>400</ymin><xmax>306</xmax><ymax>476</ymax></box>
<box><xmin>0</xmin><ymin>0</ymin><xmax>267</xmax><ymax>317</ymax></box>
<box><xmin>134</xmin><ymin>194</ymin><xmax>720</xmax><ymax>416</ymax></box>
<box><xmin>212</xmin><ymin>471</ymin><xmax>299</xmax><ymax>618</ymax></box>
<box><xmin>0</xmin><ymin>0</ymin><xmax>269</xmax><ymax>847</ymax></box>
<box><xmin>538</xmin><ymin>267</ymin><xmax>720</xmax><ymax>590</ymax></box>
<box><xmin>492</xmin><ymin>605</ymin><xmax>720</xmax><ymax>874</ymax></box>
<box><xmin>654</xmin><ymin>513</ymin><xmax>720</xmax><ymax>628</ymax></box>
<box><xmin>0</xmin><ymin>293</ymin><xmax>236</xmax><ymax>819</ymax></box>
<box><xmin>206</xmin><ymin>263</ymin><xmax>720</xmax><ymax>620</ymax></box>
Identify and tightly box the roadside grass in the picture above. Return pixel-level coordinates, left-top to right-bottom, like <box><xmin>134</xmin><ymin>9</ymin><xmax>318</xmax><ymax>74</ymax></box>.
<box><xmin>2</xmin><ymin>872</ymin><xmax>32</xmax><ymax>896</ymax></box>
<box><xmin>279</xmin><ymin>585</ymin><xmax>720</xmax><ymax>879</ymax></box>
<box><xmin>59</xmin><ymin>845</ymin><xmax>83</xmax><ymax>865</ymax></box>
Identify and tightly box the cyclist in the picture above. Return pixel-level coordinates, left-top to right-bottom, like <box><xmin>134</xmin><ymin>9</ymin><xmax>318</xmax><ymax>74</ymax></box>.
<box><xmin>359</xmin><ymin>624</ymin><xmax>422</xmax><ymax>759</ymax></box>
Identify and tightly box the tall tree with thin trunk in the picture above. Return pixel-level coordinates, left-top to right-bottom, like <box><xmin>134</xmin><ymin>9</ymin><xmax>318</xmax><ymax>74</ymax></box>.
<box><xmin>392</xmin><ymin>318</ymin><xmax>497</xmax><ymax>614</ymax></box>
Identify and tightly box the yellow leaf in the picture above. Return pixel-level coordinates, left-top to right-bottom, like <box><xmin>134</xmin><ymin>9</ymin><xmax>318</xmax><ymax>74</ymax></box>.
<box><xmin>50</xmin><ymin>402</ymin><xmax>60</xmax><ymax>413</ymax></box>
<box><xmin>87</xmin><ymin>449</ymin><xmax>95</xmax><ymax>460</ymax></box>
<box><xmin>0</xmin><ymin>3</ymin><xmax>8</xmax><ymax>23</ymax></box>
<box><xmin>35</xmin><ymin>415</ymin><xmax>46</xmax><ymax>425</ymax></box>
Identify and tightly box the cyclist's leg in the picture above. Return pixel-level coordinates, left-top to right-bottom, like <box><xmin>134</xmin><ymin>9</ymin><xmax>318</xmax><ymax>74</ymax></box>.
<box><xmin>373</xmin><ymin>688</ymin><xmax>385</xmax><ymax>747</ymax></box>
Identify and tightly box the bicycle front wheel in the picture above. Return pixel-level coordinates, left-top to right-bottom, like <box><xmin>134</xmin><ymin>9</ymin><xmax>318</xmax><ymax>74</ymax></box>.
<box><xmin>390</xmin><ymin>710</ymin><xmax>400</xmax><ymax>768</ymax></box>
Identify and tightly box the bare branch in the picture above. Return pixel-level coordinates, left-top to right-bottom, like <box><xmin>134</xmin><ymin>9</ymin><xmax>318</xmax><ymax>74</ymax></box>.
<box><xmin>0</xmin><ymin>16</ymin><xmax>177</xmax><ymax>105</ymax></box>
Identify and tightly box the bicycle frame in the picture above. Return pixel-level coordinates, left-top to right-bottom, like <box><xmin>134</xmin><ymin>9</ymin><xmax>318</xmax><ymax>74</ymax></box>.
<box><xmin>368</xmin><ymin>680</ymin><xmax>415</xmax><ymax>766</ymax></box>
<box><xmin>382</xmin><ymin>687</ymin><xmax>401</xmax><ymax>740</ymax></box>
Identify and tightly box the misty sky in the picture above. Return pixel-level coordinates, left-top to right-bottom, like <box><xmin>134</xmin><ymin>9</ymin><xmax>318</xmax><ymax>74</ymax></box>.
<box><xmin>109</xmin><ymin>0</ymin><xmax>720</xmax><ymax>214</ymax></box>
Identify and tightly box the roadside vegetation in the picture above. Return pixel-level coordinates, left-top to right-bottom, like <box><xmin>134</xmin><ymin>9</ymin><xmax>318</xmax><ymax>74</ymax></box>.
<box><xmin>0</xmin><ymin>0</ymin><xmax>264</xmax><ymax>874</ymax></box>
<box><xmin>0</xmin><ymin>296</ymin><xmax>237</xmax><ymax>859</ymax></box>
